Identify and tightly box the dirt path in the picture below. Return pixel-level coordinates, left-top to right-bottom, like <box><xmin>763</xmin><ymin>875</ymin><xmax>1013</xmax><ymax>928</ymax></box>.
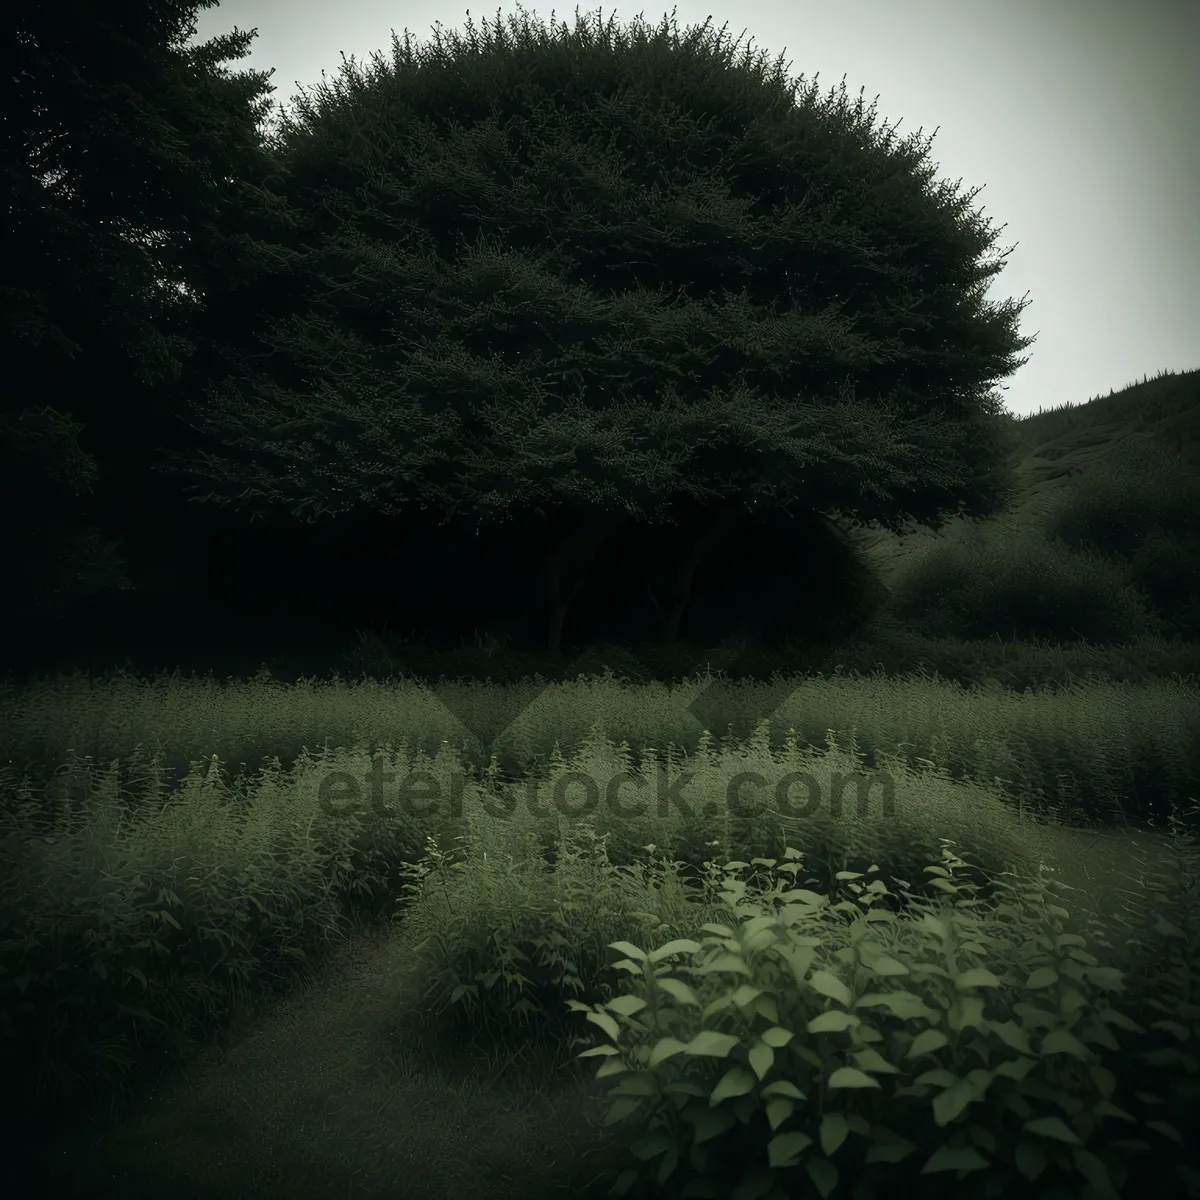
<box><xmin>24</xmin><ymin>913</ymin><xmax>628</xmax><ymax>1200</ymax></box>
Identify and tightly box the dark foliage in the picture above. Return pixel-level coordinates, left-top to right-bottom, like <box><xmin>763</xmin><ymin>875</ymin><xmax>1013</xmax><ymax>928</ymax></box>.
<box><xmin>141</xmin><ymin>3</ymin><xmax>1034</xmax><ymax>664</ymax></box>
<box><xmin>1</xmin><ymin>0</ymin><xmax>308</xmax><ymax>650</ymax></box>
<box><xmin>1032</xmin><ymin>433</ymin><xmax>1200</xmax><ymax>640</ymax></box>
<box><xmin>2</xmin><ymin>3</ymin><xmax>1042</xmax><ymax>682</ymax></box>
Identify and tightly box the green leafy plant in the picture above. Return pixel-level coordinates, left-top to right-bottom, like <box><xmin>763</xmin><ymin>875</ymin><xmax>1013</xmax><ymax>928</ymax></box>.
<box><xmin>566</xmin><ymin>842</ymin><xmax>1197</xmax><ymax>1200</ymax></box>
<box><xmin>389</xmin><ymin>826</ymin><xmax>740</xmax><ymax>1048</ymax></box>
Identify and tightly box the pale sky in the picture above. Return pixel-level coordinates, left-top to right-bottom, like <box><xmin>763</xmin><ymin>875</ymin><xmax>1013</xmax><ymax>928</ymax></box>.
<box><xmin>26</xmin><ymin>0</ymin><xmax>1200</xmax><ymax>419</ymax></box>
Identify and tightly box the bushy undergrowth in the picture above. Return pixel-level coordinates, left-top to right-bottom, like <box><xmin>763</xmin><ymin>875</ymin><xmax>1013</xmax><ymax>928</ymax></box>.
<box><xmin>336</xmin><ymin>610</ymin><xmax>1200</xmax><ymax>703</ymax></box>
<box><xmin>1</xmin><ymin>701</ymin><xmax>1198</xmax><ymax>1196</ymax></box>
<box><xmin>369</xmin><ymin>816</ymin><xmax>1200</xmax><ymax>1198</ymax></box>
<box><xmin>384</xmin><ymin>825</ymin><xmax>735</xmax><ymax>1048</ymax></box>
<box><xmin>879</xmin><ymin>514</ymin><xmax>1172</xmax><ymax>649</ymax></box>
<box><xmin>562</xmin><ymin>842</ymin><xmax>1199</xmax><ymax>1200</ymax></box>
<box><xmin>0</xmin><ymin>744</ymin><xmax>448</xmax><ymax>1132</ymax></box>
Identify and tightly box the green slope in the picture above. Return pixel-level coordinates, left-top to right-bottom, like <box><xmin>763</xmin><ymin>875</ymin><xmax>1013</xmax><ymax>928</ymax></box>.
<box><xmin>851</xmin><ymin>365</ymin><xmax>1200</xmax><ymax>596</ymax></box>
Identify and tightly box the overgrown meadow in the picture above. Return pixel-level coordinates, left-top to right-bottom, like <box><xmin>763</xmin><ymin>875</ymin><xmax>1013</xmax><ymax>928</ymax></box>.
<box><xmin>1</xmin><ymin>370</ymin><xmax>1198</xmax><ymax>1200</ymax></box>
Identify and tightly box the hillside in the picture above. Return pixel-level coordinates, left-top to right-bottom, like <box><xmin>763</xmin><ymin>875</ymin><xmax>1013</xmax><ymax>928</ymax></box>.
<box><xmin>850</xmin><ymin>365</ymin><xmax>1200</xmax><ymax>593</ymax></box>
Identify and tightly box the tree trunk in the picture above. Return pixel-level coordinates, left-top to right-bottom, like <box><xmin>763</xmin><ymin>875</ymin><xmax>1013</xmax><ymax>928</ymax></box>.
<box><xmin>649</xmin><ymin>501</ymin><xmax>746</xmax><ymax>645</ymax></box>
<box><xmin>537</xmin><ymin>505</ymin><xmax>632</xmax><ymax>657</ymax></box>
<box><xmin>545</xmin><ymin>590</ymin><xmax>570</xmax><ymax>658</ymax></box>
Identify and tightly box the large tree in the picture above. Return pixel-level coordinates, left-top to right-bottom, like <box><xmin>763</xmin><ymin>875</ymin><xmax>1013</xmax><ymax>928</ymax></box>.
<box><xmin>1</xmin><ymin>0</ymin><xmax>309</xmax><ymax>648</ymax></box>
<box><xmin>152</xmin><ymin>4</ymin><xmax>1035</xmax><ymax>658</ymax></box>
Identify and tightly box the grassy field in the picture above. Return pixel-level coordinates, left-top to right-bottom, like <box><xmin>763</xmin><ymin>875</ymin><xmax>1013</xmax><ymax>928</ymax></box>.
<box><xmin>1</xmin><ymin>367</ymin><xmax>1198</xmax><ymax>1199</ymax></box>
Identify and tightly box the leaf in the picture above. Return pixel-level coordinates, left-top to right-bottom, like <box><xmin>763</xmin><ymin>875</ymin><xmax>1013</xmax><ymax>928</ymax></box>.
<box><xmin>819</xmin><ymin>1112</ymin><xmax>850</xmax><ymax>1156</ymax></box>
<box><xmin>1023</xmin><ymin>1116</ymin><xmax>1082</xmax><ymax>1145</ymax></box>
<box><xmin>807</xmin><ymin>969</ymin><xmax>853</xmax><ymax>1006</ymax></box>
<box><xmin>921</xmin><ymin>1144</ymin><xmax>990</xmax><ymax>1173</ymax></box>
<box><xmin>709</xmin><ymin>1066</ymin><xmax>757</xmax><ymax>1105</ymax></box>
<box><xmin>827</xmin><ymin>1067</ymin><xmax>883</xmax><ymax>1091</ymax></box>
<box><xmin>681</xmin><ymin>1030</ymin><xmax>741</xmax><ymax>1058</ymax></box>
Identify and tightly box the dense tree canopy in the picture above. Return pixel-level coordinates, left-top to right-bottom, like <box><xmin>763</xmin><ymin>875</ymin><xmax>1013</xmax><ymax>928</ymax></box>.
<box><xmin>3</xmin><ymin>3</ymin><xmax>1042</xmax><ymax>666</ymax></box>
<box><xmin>2</xmin><ymin>0</ymin><xmax>309</xmax><ymax>636</ymax></box>
<box><xmin>141</xmin><ymin>5</ymin><xmax>1036</xmax><ymax>657</ymax></box>
<box><xmin>154</xmin><ymin>3</ymin><xmax>1035</xmax><ymax>553</ymax></box>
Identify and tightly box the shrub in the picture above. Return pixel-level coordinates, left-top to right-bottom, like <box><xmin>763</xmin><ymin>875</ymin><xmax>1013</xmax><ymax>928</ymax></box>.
<box><xmin>567</xmin><ymin>842</ymin><xmax>1197</xmax><ymax>1200</ymax></box>
<box><xmin>388</xmin><ymin>826</ymin><xmax>727</xmax><ymax>1048</ymax></box>
<box><xmin>880</xmin><ymin>515</ymin><xmax>1165</xmax><ymax>648</ymax></box>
